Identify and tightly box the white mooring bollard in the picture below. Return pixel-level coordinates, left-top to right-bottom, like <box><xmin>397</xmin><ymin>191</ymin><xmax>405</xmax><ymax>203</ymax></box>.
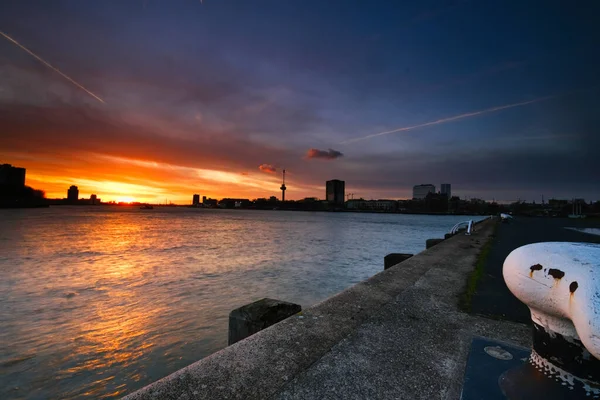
<box><xmin>501</xmin><ymin>242</ymin><xmax>600</xmax><ymax>399</ymax></box>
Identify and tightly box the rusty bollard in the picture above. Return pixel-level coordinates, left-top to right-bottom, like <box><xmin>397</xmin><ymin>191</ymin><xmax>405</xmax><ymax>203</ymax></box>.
<box><xmin>501</xmin><ymin>242</ymin><xmax>600</xmax><ymax>399</ymax></box>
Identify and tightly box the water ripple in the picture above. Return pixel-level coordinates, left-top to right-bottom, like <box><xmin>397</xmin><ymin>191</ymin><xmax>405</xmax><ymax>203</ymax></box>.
<box><xmin>0</xmin><ymin>207</ymin><xmax>484</xmax><ymax>399</ymax></box>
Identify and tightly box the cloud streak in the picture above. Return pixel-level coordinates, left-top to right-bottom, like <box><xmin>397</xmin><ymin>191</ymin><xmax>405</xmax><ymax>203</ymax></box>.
<box><xmin>341</xmin><ymin>94</ymin><xmax>558</xmax><ymax>144</ymax></box>
<box><xmin>0</xmin><ymin>31</ymin><xmax>105</xmax><ymax>104</ymax></box>
<box><xmin>305</xmin><ymin>148</ymin><xmax>344</xmax><ymax>160</ymax></box>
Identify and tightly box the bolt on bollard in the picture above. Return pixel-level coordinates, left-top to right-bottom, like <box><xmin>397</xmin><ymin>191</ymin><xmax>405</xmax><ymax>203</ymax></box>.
<box><xmin>501</xmin><ymin>242</ymin><xmax>600</xmax><ymax>399</ymax></box>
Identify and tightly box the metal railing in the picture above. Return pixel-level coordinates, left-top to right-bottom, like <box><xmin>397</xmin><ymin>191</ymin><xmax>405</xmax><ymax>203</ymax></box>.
<box><xmin>449</xmin><ymin>219</ymin><xmax>473</xmax><ymax>235</ymax></box>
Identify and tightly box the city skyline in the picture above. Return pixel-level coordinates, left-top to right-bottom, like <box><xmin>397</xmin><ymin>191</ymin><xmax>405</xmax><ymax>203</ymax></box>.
<box><xmin>2</xmin><ymin>162</ymin><xmax>597</xmax><ymax>209</ymax></box>
<box><xmin>3</xmin><ymin>155</ymin><xmax>598</xmax><ymax>205</ymax></box>
<box><xmin>1</xmin><ymin>2</ymin><xmax>599</xmax><ymax>203</ymax></box>
<box><xmin>41</xmin><ymin>178</ymin><xmax>589</xmax><ymax>205</ymax></box>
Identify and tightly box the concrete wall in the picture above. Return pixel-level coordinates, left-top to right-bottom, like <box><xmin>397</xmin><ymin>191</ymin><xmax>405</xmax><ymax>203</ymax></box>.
<box><xmin>124</xmin><ymin>218</ymin><xmax>530</xmax><ymax>400</ymax></box>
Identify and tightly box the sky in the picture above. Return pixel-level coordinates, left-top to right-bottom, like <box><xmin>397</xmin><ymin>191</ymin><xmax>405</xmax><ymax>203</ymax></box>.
<box><xmin>1</xmin><ymin>0</ymin><xmax>599</xmax><ymax>203</ymax></box>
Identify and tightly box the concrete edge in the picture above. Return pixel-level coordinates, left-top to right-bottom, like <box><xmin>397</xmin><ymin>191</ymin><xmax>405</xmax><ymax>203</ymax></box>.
<box><xmin>124</xmin><ymin>218</ymin><xmax>498</xmax><ymax>400</ymax></box>
<box><xmin>275</xmin><ymin>218</ymin><xmax>530</xmax><ymax>400</ymax></box>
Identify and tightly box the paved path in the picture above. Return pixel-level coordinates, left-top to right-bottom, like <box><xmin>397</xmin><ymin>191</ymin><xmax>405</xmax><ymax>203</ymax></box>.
<box><xmin>471</xmin><ymin>217</ymin><xmax>600</xmax><ymax>323</ymax></box>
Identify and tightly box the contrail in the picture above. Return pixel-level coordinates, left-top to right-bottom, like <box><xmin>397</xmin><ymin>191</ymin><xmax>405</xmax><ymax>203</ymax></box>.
<box><xmin>341</xmin><ymin>94</ymin><xmax>557</xmax><ymax>144</ymax></box>
<box><xmin>1</xmin><ymin>31</ymin><xmax>105</xmax><ymax>104</ymax></box>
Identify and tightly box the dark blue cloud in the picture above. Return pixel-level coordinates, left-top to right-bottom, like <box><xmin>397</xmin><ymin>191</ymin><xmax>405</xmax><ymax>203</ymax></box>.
<box><xmin>0</xmin><ymin>0</ymin><xmax>599</xmax><ymax>200</ymax></box>
<box><xmin>305</xmin><ymin>148</ymin><xmax>344</xmax><ymax>160</ymax></box>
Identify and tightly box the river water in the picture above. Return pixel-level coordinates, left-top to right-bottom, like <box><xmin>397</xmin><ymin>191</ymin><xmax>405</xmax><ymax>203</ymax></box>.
<box><xmin>0</xmin><ymin>206</ymin><xmax>484</xmax><ymax>399</ymax></box>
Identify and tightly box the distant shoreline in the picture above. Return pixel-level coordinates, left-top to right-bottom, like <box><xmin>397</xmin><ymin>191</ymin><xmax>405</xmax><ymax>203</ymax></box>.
<box><xmin>0</xmin><ymin>204</ymin><xmax>49</xmax><ymax>209</ymax></box>
<box><xmin>4</xmin><ymin>203</ymin><xmax>598</xmax><ymax>220</ymax></box>
<box><xmin>0</xmin><ymin>203</ymin><xmax>491</xmax><ymax>217</ymax></box>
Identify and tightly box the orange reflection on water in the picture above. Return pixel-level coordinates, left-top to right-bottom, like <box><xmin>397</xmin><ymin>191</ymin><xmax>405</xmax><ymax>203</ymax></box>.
<box><xmin>44</xmin><ymin>214</ymin><xmax>172</xmax><ymax>398</ymax></box>
<box><xmin>63</xmin><ymin>297</ymin><xmax>165</xmax><ymax>398</ymax></box>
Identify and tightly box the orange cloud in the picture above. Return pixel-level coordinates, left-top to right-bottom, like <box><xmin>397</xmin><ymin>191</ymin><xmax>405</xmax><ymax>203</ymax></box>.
<box><xmin>0</xmin><ymin>102</ymin><xmax>302</xmax><ymax>201</ymax></box>
<box><xmin>258</xmin><ymin>164</ymin><xmax>276</xmax><ymax>173</ymax></box>
<box><xmin>2</xmin><ymin>148</ymin><xmax>296</xmax><ymax>203</ymax></box>
<box><xmin>0</xmin><ymin>100</ymin><xmax>340</xmax><ymax>202</ymax></box>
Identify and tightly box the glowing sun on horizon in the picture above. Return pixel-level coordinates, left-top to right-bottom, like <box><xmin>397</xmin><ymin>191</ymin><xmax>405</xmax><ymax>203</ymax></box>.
<box><xmin>115</xmin><ymin>196</ymin><xmax>135</xmax><ymax>203</ymax></box>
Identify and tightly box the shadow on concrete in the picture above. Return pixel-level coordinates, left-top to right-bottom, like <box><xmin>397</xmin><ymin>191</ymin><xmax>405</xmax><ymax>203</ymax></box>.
<box><xmin>471</xmin><ymin>217</ymin><xmax>600</xmax><ymax>323</ymax></box>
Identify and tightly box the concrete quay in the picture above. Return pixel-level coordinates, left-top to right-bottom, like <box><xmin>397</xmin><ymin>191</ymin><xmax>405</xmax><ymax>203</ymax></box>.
<box><xmin>124</xmin><ymin>218</ymin><xmax>530</xmax><ymax>400</ymax></box>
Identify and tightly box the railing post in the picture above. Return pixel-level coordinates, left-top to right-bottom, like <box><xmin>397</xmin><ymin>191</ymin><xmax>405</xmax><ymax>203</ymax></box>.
<box><xmin>500</xmin><ymin>242</ymin><xmax>600</xmax><ymax>399</ymax></box>
<box><xmin>449</xmin><ymin>220</ymin><xmax>475</xmax><ymax>235</ymax></box>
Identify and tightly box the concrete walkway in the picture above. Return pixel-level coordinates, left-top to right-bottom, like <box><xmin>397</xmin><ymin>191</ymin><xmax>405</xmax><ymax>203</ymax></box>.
<box><xmin>471</xmin><ymin>217</ymin><xmax>600</xmax><ymax>323</ymax></box>
<box><xmin>124</xmin><ymin>219</ymin><xmax>530</xmax><ymax>400</ymax></box>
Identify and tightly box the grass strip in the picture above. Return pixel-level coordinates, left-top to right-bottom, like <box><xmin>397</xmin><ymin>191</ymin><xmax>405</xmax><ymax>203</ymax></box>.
<box><xmin>459</xmin><ymin>219</ymin><xmax>498</xmax><ymax>312</ymax></box>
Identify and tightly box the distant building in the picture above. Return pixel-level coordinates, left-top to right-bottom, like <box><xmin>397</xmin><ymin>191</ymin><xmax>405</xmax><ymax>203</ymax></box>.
<box><xmin>413</xmin><ymin>184</ymin><xmax>436</xmax><ymax>200</ymax></box>
<box><xmin>346</xmin><ymin>199</ymin><xmax>397</xmax><ymax>211</ymax></box>
<box><xmin>441</xmin><ymin>183</ymin><xmax>451</xmax><ymax>198</ymax></box>
<box><xmin>346</xmin><ymin>199</ymin><xmax>364</xmax><ymax>210</ymax></box>
<box><xmin>90</xmin><ymin>194</ymin><xmax>98</xmax><ymax>205</ymax></box>
<box><xmin>203</xmin><ymin>197</ymin><xmax>218</xmax><ymax>207</ymax></box>
<box><xmin>218</xmin><ymin>198</ymin><xmax>251</xmax><ymax>208</ymax></box>
<box><xmin>193</xmin><ymin>194</ymin><xmax>200</xmax><ymax>206</ymax></box>
<box><xmin>326</xmin><ymin>179</ymin><xmax>345</xmax><ymax>206</ymax></box>
<box><xmin>0</xmin><ymin>164</ymin><xmax>26</xmax><ymax>187</ymax></box>
<box><xmin>67</xmin><ymin>185</ymin><xmax>79</xmax><ymax>202</ymax></box>
<box><xmin>373</xmin><ymin>200</ymin><xmax>397</xmax><ymax>211</ymax></box>
<box><xmin>425</xmin><ymin>192</ymin><xmax>450</xmax><ymax>212</ymax></box>
<box><xmin>548</xmin><ymin>199</ymin><xmax>569</xmax><ymax>209</ymax></box>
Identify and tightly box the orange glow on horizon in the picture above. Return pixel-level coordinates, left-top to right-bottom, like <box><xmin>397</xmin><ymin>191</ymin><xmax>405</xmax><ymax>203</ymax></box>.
<box><xmin>2</xmin><ymin>152</ymin><xmax>325</xmax><ymax>203</ymax></box>
<box><xmin>115</xmin><ymin>196</ymin><xmax>135</xmax><ymax>204</ymax></box>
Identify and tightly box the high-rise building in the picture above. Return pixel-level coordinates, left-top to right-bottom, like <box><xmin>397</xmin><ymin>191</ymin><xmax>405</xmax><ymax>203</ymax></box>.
<box><xmin>67</xmin><ymin>185</ymin><xmax>79</xmax><ymax>202</ymax></box>
<box><xmin>0</xmin><ymin>164</ymin><xmax>26</xmax><ymax>187</ymax></box>
<box><xmin>193</xmin><ymin>194</ymin><xmax>200</xmax><ymax>206</ymax></box>
<box><xmin>326</xmin><ymin>179</ymin><xmax>345</xmax><ymax>205</ymax></box>
<box><xmin>412</xmin><ymin>184</ymin><xmax>436</xmax><ymax>200</ymax></box>
<box><xmin>90</xmin><ymin>194</ymin><xmax>98</xmax><ymax>205</ymax></box>
<box><xmin>441</xmin><ymin>183</ymin><xmax>451</xmax><ymax>198</ymax></box>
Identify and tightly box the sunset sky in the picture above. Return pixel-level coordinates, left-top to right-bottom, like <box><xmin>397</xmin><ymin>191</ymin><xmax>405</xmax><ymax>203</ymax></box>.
<box><xmin>1</xmin><ymin>1</ymin><xmax>599</xmax><ymax>203</ymax></box>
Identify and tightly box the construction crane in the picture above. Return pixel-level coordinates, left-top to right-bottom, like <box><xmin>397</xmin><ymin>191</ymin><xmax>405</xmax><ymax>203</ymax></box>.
<box><xmin>346</xmin><ymin>193</ymin><xmax>355</xmax><ymax>200</ymax></box>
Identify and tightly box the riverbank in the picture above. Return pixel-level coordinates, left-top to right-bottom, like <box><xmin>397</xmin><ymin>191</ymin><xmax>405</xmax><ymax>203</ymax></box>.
<box><xmin>124</xmin><ymin>218</ymin><xmax>531</xmax><ymax>399</ymax></box>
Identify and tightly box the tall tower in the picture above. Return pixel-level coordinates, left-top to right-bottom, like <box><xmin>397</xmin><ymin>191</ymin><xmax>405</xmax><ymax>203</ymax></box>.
<box><xmin>280</xmin><ymin>169</ymin><xmax>287</xmax><ymax>202</ymax></box>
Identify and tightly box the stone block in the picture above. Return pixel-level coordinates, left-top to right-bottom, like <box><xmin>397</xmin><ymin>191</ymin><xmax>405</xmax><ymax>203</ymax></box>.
<box><xmin>384</xmin><ymin>253</ymin><xmax>413</xmax><ymax>270</ymax></box>
<box><xmin>228</xmin><ymin>298</ymin><xmax>301</xmax><ymax>345</ymax></box>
